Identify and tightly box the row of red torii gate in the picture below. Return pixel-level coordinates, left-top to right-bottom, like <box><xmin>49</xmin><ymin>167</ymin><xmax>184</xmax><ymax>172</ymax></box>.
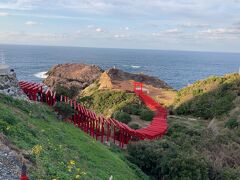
<box><xmin>19</xmin><ymin>81</ymin><xmax>168</xmax><ymax>148</ymax></box>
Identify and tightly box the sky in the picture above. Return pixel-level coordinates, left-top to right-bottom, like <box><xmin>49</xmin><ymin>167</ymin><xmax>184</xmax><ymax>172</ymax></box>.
<box><xmin>0</xmin><ymin>0</ymin><xmax>240</xmax><ymax>52</ymax></box>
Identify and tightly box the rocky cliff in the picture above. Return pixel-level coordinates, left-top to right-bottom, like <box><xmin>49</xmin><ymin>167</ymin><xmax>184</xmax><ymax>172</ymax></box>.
<box><xmin>99</xmin><ymin>68</ymin><xmax>176</xmax><ymax>106</ymax></box>
<box><xmin>44</xmin><ymin>64</ymin><xmax>103</xmax><ymax>90</ymax></box>
<box><xmin>99</xmin><ymin>68</ymin><xmax>172</xmax><ymax>90</ymax></box>
<box><xmin>0</xmin><ymin>71</ymin><xmax>25</xmax><ymax>98</ymax></box>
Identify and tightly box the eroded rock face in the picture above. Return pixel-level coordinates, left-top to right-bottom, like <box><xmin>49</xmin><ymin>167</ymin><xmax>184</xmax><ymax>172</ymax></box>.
<box><xmin>99</xmin><ymin>68</ymin><xmax>172</xmax><ymax>90</ymax></box>
<box><xmin>0</xmin><ymin>72</ymin><xmax>25</xmax><ymax>98</ymax></box>
<box><xmin>44</xmin><ymin>64</ymin><xmax>103</xmax><ymax>90</ymax></box>
<box><xmin>99</xmin><ymin>68</ymin><xmax>176</xmax><ymax>107</ymax></box>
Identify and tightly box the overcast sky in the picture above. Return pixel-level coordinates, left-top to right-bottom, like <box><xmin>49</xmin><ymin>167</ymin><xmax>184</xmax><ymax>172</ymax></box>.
<box><xmin>0</xmin><ymin>0</ymin><xmax>240</xmax><ymax>52</ymax></box>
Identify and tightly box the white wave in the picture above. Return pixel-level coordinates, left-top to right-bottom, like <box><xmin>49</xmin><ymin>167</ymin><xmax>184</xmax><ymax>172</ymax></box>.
<box><xmin>123</xmin><ymin>65</ymin><xmax>141</xmax><ymax>68</ymax></box>
<box><xmin>34</xmin><ymin>71</ymin><xmax>48</xmax><ymax>79</ymax></box>
<box><xmin>131</xmin><ymin>65</ymin><xmax>141</xmax><ymax>68</ymax></box>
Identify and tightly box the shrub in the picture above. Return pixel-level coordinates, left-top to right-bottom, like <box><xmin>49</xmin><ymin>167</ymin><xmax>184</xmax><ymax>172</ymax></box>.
<box><xmin>89</xmin><ymin>90</ymin><xmax>138</xmax><ymax>116</ymax></box>
<box><xmin>122</xmin><ymin>104</ymin><xmax>141</xmax><ymax>115</ymax></box>
<box><xmin>175</xmin><ymin>88</ymin><xmax>236</xmax><ymax>119</ymax></box>
<box><xmin>140</xmin><ymin>109</ymin><xmax>154</xmax><ymax>121</ymax></box>
<box><xmin>54</xmin><ymin>102</ymin><xmax>75</xmax><ymax>119</ymax></box>
<box><xmin>129</xmin><ymin>123</ymin><xmax>140</xmax><ymax>130</ymax></box>
<box><xmin>55</xmin><ymin>85</ymin><xmax>79</xmax><ymax>99</ymax></box>
<box><xmin>77</xmin><ymin>96</ymin><xmax>93</xmax><ymax>108</ymax></box>
<box><xmin>127</xmin><ymin>140</ymin><xmax>209</xmax><ymax>179</ymax></box>
<box><xmin>174</xmin><ymin>74</ymin><xmax>240</xmax><ymax>119</ymax></box>
<box><xmin>0</xmin><ymin>119</ymin><xmax>10</xmax><ymax>134</ymax></box>
<box><xmin>225</xmin><ymin>119</ymin><xmax>239</xmax><ymax>129</ymax></box>
<box><xmin>113</xmin><ymin>111</ymin><xmax>132</xmax><ymax>124</ymax></box>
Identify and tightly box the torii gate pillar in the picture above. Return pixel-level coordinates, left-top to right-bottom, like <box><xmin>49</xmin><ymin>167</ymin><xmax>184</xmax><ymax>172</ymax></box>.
<box><xmin>133</xmin><ymin>82</ymin><xmax>143</xmax><ymax>93</ymax></box>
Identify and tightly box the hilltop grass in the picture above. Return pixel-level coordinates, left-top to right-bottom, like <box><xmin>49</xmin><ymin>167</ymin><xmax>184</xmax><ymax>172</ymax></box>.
<box><xmin>0</xmin><ymin>93</ymin><xmax>148</xmax><ymax>179</ymax></box>
<box><xmin>174</xmin><ymin>73</ymin><xmax>240</xmax><ymax>119</ymax></box>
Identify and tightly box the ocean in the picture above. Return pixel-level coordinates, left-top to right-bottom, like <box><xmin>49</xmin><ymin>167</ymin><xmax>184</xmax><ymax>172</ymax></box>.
<box><xmin>1</xmin><ymin>44</ymin><xmax>240</xmax><ymax>90</ymax></box>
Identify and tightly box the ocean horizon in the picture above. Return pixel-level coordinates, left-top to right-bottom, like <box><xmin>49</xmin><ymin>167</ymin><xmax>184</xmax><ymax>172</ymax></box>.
<box><xmin>1</xmin><ymin>44</ymin><xmax>240</xmax><ymax>90</ymax></box>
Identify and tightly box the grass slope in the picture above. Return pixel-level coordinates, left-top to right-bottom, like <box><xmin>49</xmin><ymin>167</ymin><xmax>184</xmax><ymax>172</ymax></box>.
<box><xmin>174</xmin><ymin>73</ymin><xmax>240</xmax><ymax>119</ymax></box>
<box><xmin>0</xmin><ymin>93</ymin><xmax>148</xmax><ymax>180</ymax></box>
<box><xmin>79</xmin><ymin>82</ymin><xmax>154</xmax><ymax>124</ymax></box>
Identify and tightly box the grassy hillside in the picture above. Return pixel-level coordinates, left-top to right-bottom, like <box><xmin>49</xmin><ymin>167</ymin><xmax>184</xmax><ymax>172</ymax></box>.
<box><xmin>0</xmin><ymin>93</ymin><xmax>148</xmax><ymax>179</ymax></box>
<box><xmin>79</xmin><ymin>82</ymin><xmax>138</xmax><ymax>117</ymax></box>
<box><xmin>173</xmin><ymin>73</ymin><xmax>240</xmax><ymax>119</ymax></box>
<box><xmin>79</xmin><ymin>82</ymin><xmax>154</xmax><ymax>125</ymax></box>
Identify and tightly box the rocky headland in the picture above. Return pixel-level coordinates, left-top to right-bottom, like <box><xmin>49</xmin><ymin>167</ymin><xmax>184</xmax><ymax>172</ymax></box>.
<box><xmin>44</xmin><ymin>63</ymin><xmax>176</xmax><ymax>107</ymax></box>
<box><xmin>44</xmin><ymin>64</ymin><xmax>103</xmax><ymax>90</ymax></box>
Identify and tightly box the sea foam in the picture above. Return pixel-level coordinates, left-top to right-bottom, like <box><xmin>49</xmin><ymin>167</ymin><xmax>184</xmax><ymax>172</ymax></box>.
<box><xmin>34</xmin><ymin>71</ymin><xmax>48</xmax><ymax>79</ymax></box>
<box><xmin>131</xmin><ymin>65</ymin><xmax>141</xmax><ymax>68</ymax></box>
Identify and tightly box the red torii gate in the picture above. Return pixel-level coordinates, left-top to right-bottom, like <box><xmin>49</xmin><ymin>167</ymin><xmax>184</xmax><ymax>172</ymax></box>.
<box><xmin>133</xmin><ymin>82</ymin><xmax>143</xmax><ymax>93</ymax></box>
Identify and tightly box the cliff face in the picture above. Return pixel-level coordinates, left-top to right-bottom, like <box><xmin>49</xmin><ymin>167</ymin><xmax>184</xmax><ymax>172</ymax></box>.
<box><xmin>99</xmin><ymin>68</ymin><xmax>176</xmax><ymax>107</ymax></box>
<box><xmin>43</xmin><ymin>64</ymin><xmax>103</xmax><ymax>90</ymax></box>
<box><xmin>99</xmin><ymin>68</ymin><xmax>172</xmax><ymax>90</ymax></box>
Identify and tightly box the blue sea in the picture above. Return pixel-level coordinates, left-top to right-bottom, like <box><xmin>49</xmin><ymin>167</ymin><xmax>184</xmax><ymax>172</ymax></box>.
<box><xmin>1</xmin><ymin>44</ymin><xmax>240</xmax><ymax>90</ymax></box>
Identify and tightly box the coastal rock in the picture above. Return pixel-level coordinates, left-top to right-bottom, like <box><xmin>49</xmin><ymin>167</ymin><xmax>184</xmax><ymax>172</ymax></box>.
<box><xmin>99</xmin><ymin>68</ymin><xmax>176</xmax><ymax>106</ymax></box>
<box><xmin>44</xmin><ymin>64</ymin><xmax>103</xmax><ymax>90</ymax></box>
<box><xmin>0</xmin><ymin>71</ymin><xmax>26</xmax><ymax>99</ymax></box>
<box><xmin>99</xmin><ymin>68</ymin><xmax>172</xmax><ymax>90</ymax></box>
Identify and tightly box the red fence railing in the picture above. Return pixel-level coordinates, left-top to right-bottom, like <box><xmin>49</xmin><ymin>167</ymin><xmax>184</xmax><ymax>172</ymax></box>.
<box><xmin>19</xmin><ymin>81</ymin><xmax>168</xmax><ymax>148</ymax></box>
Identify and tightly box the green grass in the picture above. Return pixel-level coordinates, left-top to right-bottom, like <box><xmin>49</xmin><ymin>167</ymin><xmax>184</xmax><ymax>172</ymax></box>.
<box><xmin>0</xmin><ymin>93</ymin><xmax>148</xmax><ymax>179</ymax></box>
<box><xmin>78</xmin><ymin>82</ymin><xmax>153</xmax><ymax>121</ymax></box>
<box><xmin>174</xmin><ymin>73</ymin><xmax>240</xmax><ymax>119</ymax></box>
<box><xmin>78</xmin><ymin>82</ymin><xmax>139</xmax><ymax>117</ymax></box>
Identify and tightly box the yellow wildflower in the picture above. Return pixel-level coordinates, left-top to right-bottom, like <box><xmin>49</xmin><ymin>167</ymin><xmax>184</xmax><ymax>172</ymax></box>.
<box><xmin>32</xmin><ymin>145</ymin><xmax>43</xmax><ymax>156</ymax></box>
<box><xmin>81</xmin><ymin>172</ymin><xmax>87</xmax><ymax>175</ymax></box>
<box><xmin>69</xmin><ymin>160</ymin><xmax>75</xmax><ymax>165</ymax></box>
<box><xmin>75</xmin><ymin>175</ymin><xmax>80</xmax><ymax>179</ymax></box>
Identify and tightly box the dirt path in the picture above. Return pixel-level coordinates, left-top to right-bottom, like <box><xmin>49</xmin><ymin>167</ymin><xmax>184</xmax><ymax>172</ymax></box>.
<box><xmin>128</xmin><ymin>115</ymin><xmax>150</xmax><ymax>128</ymax></box>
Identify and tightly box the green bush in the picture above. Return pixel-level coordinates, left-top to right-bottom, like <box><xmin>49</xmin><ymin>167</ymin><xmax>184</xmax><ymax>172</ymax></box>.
<box><xmin>140</xmin><ymin>109</ymin><xmax>154</xmax><ymax>121</ymax></box>
<box><xmin>216</xmin><ymin>167</ymin><xmax>240</xmax><ymax>180</ymax></box>
<box><xmin>113</xmin><ymin>111</ymin><xmax>132</xmax><ymax>124</ymax></box>
<box><xmin>77</xmin><ymin>96</ymin><xmax>93</xmax><ymax>108</ymax></box>
<box><xmin>127</xmin><ymin>140</ymin><xmax>209</xmax><ymax>179</ymax></box>
<box><xmin>54</xmin><ymin>102</ymin><xmax>75</xmax><ymax>119</ymax></box>
<box><xmin>225</xmin><ymin>119</ymin><xmax>239</xmax><ymax>129</ymax></box>
<box><xmin>129</xmin><ymin>123</ymin><xmax>140</xmax><ymax>130</ymax></box>
<box><xmin>122</xmin><ymin>104</ymin><xmax>141</xmax><ymax>115</ymax></box>
<box><xmin>175</xmin><ymin>87</ymin><xmax>236</xmax><ymax>119</ymax></box>
<box><xmin>174</xmin><ymin>74</ymin><xmax>240</xmax><ymax>119</ymax></box>
<box><xmin>55</xmin><ymin>85</ymin><xmax>79</xmax><ymax>99</ymax></box>
<box><xmin>85</xmin><ymin>90</ymin><xmax>138</xmax><ymax>116</ymax></box>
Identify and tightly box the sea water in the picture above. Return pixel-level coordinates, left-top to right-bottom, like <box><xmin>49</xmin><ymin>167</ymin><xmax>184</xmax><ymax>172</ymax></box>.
<box><xmin>1</xmin><ymin>44</ymin><xmax>240</xmax><ymax>89</ymax></box>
